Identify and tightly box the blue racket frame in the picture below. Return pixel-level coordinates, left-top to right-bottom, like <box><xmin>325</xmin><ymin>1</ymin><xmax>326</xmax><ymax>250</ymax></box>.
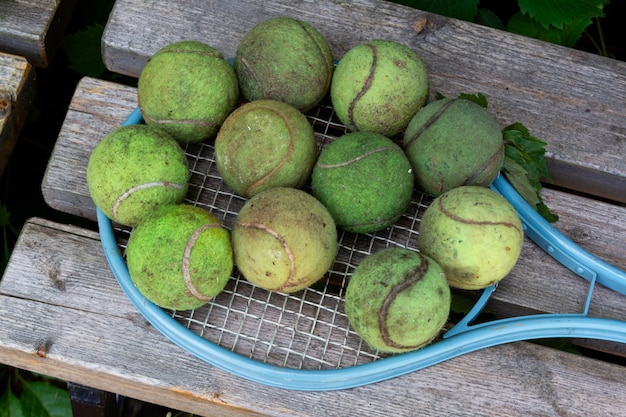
<box><xmin>97</xmin><ymin>106</ymin><xmax>626</xmax><ymax>391</ymax></box>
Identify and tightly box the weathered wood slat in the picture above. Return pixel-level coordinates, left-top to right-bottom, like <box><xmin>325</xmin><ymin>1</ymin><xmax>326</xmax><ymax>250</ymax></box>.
<box><xmin>0</xmin><ymin>0</ymin><xmax>78</xmax><ymax>67</ymax></box>
<box><xmin>100</xmin><ymin>0</ymin><xmax>626</xmax><ymax>202</ymax></box>
<box><xmin>0</xmin><ymin>51</ymin><xmax>36</xmax><ymax>176</ymax></box>
<box><xmin>2</xmin><ymin>217</ymin><xmax>626</xmax><ymax>417</ymax></box>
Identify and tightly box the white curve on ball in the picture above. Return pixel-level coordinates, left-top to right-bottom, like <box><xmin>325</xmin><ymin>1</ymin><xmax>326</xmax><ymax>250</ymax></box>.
<box><xmin>112</xmin><ymin>181</ymin><xmax>187</xmax><ymax>220</ymax></box>
<box><xmin>182</xmin><ymin>223</ymin><xmax>223</xmax><ymax>301</ymax></box>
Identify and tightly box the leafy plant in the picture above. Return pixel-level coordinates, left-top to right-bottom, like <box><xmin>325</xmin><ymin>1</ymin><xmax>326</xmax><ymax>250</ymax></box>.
<box><xmin>392</xmin><ymin>0</ymin><xmax>610</xmax><ymax>51</ymax></box>
<box><xmin>0</xmin><ymin>365</ymin><xmax>72</xmax><ymax>417</ymax></box>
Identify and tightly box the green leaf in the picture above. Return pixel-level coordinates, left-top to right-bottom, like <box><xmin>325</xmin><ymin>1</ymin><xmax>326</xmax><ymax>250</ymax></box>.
<box><xmin>502</xmin><ymin>123</ymin><xmax>558</xmax><ymax>222</ymax></box>
<box><xmin>391</xmin><ymin>0</ymin><xmax>479</xmax><ymax>22</ymax></box>
<box><xmin>475</xmin><ymin>7</ymin><xmax>505</xmax><ymax>30</ymax></box>
<box><xmin>61</xmin><ymin>24</ymin><xmax>107</xmax><ymax>78</ymax></box>
<box><xmin>19</xmin><ymin>381</ymin><xmax>72</xmax><ymax>417</ymax></box>
<box><xmin>506</xmin><ymin>11</ymin><xmax>594</xmax><ymax>47</ymax></box>
<box><xmin>457</xmin><ymin>92</ymin><xmax>488</xmax><ymax>108</ymax></box>
<box><xmin>0</xmin><ymin>389</ymin><xmax>25</xmax><ymax>417</ymax></box>
<box><xmin>502</xmin><ymin>158</ymin><xmax>540</xmax><ymax>207</ymax></box>
<box><xmin>517</xmin><ymin>0</ymin><xmax>608</xmax><ymax>30</ymax></box>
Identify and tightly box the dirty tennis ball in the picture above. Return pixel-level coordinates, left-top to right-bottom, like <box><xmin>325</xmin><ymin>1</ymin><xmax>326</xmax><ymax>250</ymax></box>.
<box><xmin>311</xmin><ymin>131</ymin><xmax>414</xmax><ymax>234</ymax></box>
<box><xmin>215</xmin><ymin>99</ymin><xmax>317</xmax><ymax>198</ymax></box>
<box><xmin>330</xmin><ymin>39</ymin><xmax>429</xmax><ymax>137</ymax></box>
<box><xmin>403</xmin><ymin>98</ymin><xmax>504</xmax><ymax>196</ymax></box>
<box><xmin>126</xmin><ymin>204</ymin><xmax>233</xmax><ymax>311</ymax></box>
<box><xmin>235</xmin><ymin>16</ymin><xmax>334</xmax><ymax>111</ymax></box>
<box><xmin>344</xmin><ymin>247</ymin><xmax>450</xmax><ymax>354</ymax></box>
<box><xmin>138</xmin><ymin>40</ymin><xmax>239</xmax><ymax>143</ymax></box>
<box><xmin>86</xmin><ymin>124</ymin><xmax>190</xmax><ymax>227</ymax></box>
<box><xmin>231</xmin><ymin>187</ymin><xmax>338</xmax><ymax>293</ymax></box>
<box><xmin>418</xmin><ymin>186</ymin><xmax>524</xmax><ymax>290</ymax></box>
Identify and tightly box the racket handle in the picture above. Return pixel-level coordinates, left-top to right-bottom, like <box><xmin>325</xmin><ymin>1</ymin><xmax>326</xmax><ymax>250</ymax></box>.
<box><xmin>490</xmin><ymin>175</ymin><xmax>626</xmax><ymax>295</ymax></box>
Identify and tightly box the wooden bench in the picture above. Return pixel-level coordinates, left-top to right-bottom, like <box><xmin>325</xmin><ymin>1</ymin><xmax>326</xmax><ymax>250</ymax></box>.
<box><xmin>0</xmin><ymin>52</ymin><xmax>35</xmax><ymax>176</ymax></box>
<box><xmin>0</xmin><ymin>0</ymin><xmax>77</xmax><ymax>67</ymax></box>
<box><xmin>1</xmin><ymin>0</ymin><xmax>626</xmax><ymax>415</ymax></box>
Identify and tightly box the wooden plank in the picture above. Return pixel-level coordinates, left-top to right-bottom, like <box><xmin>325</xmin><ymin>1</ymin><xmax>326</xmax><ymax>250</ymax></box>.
<box><xmin>101</xmin><ymin>0</ymin><xmax>626</xmax><ymax>203</ymax></box>
<box><xmin>0</xmin><ymin>51</ymin><xmax>36</xmax><ymax>176</ymax></box>
<box><xmin>0</xmin><ymin>0</ymin><xmax>78</xmax><ymax>67</ymax></box>
<box><xmin>2</xmin><ymin>218</ymin><xmax>626</xmax><ymax>417</ymax></box>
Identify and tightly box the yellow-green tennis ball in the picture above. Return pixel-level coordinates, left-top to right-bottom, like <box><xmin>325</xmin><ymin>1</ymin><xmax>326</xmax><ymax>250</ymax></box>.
<box><xmin>403</xmin><ymin>98</ymin><xmax>504</xmax><ymax>196</ymax></box>
<box><xmin>126</xmin><ymin>204</ymin><xmax>233</xmax><ymax>310</ymax></box>
<box><xmin>311</xmin><ymin>132</ymin><xmax>414</xmax><ymax>234</ymax></box>
<box><xmin>235</xmin><ymin>16</ymin><xmax>334</xmax><ymax>111</ymax></box>
<box><xmin>138</xmin><ymin>40</ymin><xmax>239</xmax><ymax>143</ymax></box>
<box><xmin>86</xmin><ymin>124</ymin><xmax>189</xmax><ymax>227</ymax></box>
<box><xmin>418</xmin><ymin>186</ymin><xmax>524</xmax><ymax>290</ymax></box>
<box><xmin>215</xmin><ymin>99</ymin><xmax>317</xmax><ymax>198</ymax></box>
<box><xmin>344</xmin><ymin>247</ymin><xmax>450</xmax><ymax>354</ymax></box>
<box><xmin>232</xmin><ymin>187</ymin><xmax>338</xmax><ymax>293</ymax></box>
<box><xmin>330</xmin><ymin>39</ymin><xmax>429</xmax><ymax>137</ymax></box>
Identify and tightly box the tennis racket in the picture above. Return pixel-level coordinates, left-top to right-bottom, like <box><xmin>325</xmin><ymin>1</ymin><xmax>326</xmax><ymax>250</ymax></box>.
<box><xmin>97</xmin><ymin>101</ymin><xmax>626</xmax><ymax>392</ymax></box>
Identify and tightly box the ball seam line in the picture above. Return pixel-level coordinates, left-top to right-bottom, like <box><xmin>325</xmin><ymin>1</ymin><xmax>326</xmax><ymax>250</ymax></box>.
<box><xmin>462</xmin><ymin>140</ymin><xmax>504</xmax><ymax>186</ymax></box>
<box><xmin>437</xmin><ymin>195</ymin><xmax>524</xmax><ymax>236</ymax></box>
<box><xmin>112</xmin><ymin>181</ymin><xmax>187</xmax><ymax>221</ymax></box>
<box><xmin>347</xmin><ymin>42</ymin><xmax>377</xmax><ymax>129</ymax></box>
<box><xmin>244</xmin><ymin>106</ymin><xmax>296</xmax><ymax>195</ymax></box>
<box><xmin>403</xmin><ymin>98</ymin><xmax>456</xmax><ymax>149</ymax></box>
<box><xmin>379</xmin><ymin>256</ymin><xmax>430</xmax><ymax>350</ymax></box>
<box><xmin>238</xmin><ymin>56</ymin><xmax>270</xmax><ymax>98</ymax></box>
<box><xmin>315</xmin><ymin>145</ymin><xmax>398</xmax><ymax>169</ymax></box>
<box><xmin>236</xmin><ymin>221</ymin><xmax>297</xmax><ymax>292</ymax></box>
<box><xmin>294</xmin><ymin>19</ymin><xmax>332</xmax><ymax>107</ymax></box>
<box><xmin>182</xmin><ymin>223</ymin><xmax>224</xmax><ymax>301</ymax></box>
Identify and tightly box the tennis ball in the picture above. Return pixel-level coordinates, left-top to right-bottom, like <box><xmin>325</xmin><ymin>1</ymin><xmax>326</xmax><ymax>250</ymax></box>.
<box><xmin>235</xmin><ymin>16</ymin><xmax>334</xmax><ymax>111</ymax></box>
<box><xmin>330</xmin><ymin>39</ymin><xmax>429</xmax><ymax>137</ymax></box>
<box><xmin>138</xmin><ymin>40</ymin><xmax>239</xmax><ymax>143</ymax></box>
<box><xmin>403</xmin><ymin>98</ymin><xmax>504</xmax><ymax>196</ymax></box>
<box><xmin>344</xmin><ymin>247</ymin><xmax>450</xmax><ymax>354</ymax></box>
<box><xmin>86</xmin><ymin>124</ymin><xmax>189</xmax><ymax>227</ymax></box>
<box><xmin>311</xmin><ymin>132</ymin><xmax>414</xmax><ymax>234</ymax></box>
<box><xmin>418</xmin><ymin>186</ymin><xmax>524</xmax><ymax>290</ymax></box>
<box><xmin>126</xmin><ymin>204</ymin><xmax>233</xmax><ymax>310</ymax></box>
<box><xmin>232</xmin><ymin>187</ymin><xmax>338</xmax><ymax>293</ymax></box>
<box><xmin>215</xmin><ymin>99</ymin><xmax>317</xmax><ymax>198</ymax></box>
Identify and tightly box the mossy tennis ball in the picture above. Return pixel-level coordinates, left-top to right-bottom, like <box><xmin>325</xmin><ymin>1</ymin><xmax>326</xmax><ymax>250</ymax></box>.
<box><xmin>235</xmin><ymin>16</ymin><xmax>334</xmax><ymax>111</ymax></box>
<box><xmin>138</xmin><ymin>40</ymin><xmax>239</xmax><ymax>143</ymax></box>
<box><xmin>418</xmin><ymin>186</ymin><xmax>524</xmax><ymax>290</ymax></box>
<box><xmin>126</xmin><ymin>204</ymin><xmax>233</xmax><ymax>310</ymax></box>
<box><xmin>344</xmin><ymin>247</ymin><xmax>450</xmax><ymax>354</ymax></box>
<box><xmin>232</xmin><ymin>187</ymin><xmax>338</xmax><ymax>293</ymax></box>
<box><xmin>215</xmin><ymin>99</ymin><xmax>317</xmax><ymax>197</ymax></box>
<box><xmin>330</xmin><ymin>39</ymin><xmax>429</xmax><ymax>137</ymax></box>
<box><xmin>403</xmin><ymin>98</ymin><xmax>504</xmax><ymax>196</ymax></box>
<box><xmin>86</xmin><ymin>124</ymin><xmax>190</xmax><ymax>227</ymax></box>
<box><xmin>311</xmin><ymin>132</ymin><xmax>414</xmax><ymax>234</ymax></box>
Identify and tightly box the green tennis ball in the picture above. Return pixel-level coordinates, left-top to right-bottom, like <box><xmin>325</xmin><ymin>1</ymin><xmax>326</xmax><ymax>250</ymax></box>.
<box><xmin>232</xmin><ymin>187</ymin><xmax>338</xmax><ymax>293</ymax></box>
<box><xmin>235</xmin><ymin>16</ymin><xmax>334</xmax><ymax>111</ymax></box>
<box><xmin>126</xmin><ymin>204</ymin><xmax>233</xmax><ymax>310</ymax></box>
<box><xmin>344</xmin><ymin>247</ymin><xmax>451</xmax><ymax>354</ymax></box>
<box><xmin>138</xmin><ymin>40</ymin><xmax>239</xmax><ymax>143</ymax></box>
<box><xmin>215</xmin><ymin>99</ymin><xmax>317</xmax><ymax>198</ymax></box>
<box><xmin>403</xmin><ymin>98</ymin><xmax>504</xmax><ymax>196</ymax></box>
<box><xmin>330</xmin><ymin>39</ymin><xmax>429</xmax><ymax>137</ymax></box>
<box><xmin>86</xmin><ymin>124</ymin><xmax>189</xmax><ymax>227</ymax></box>
<box><xmin>311</xmin><ymin>132</ymin><xmax>414</xmax><ymax>234</ymax></box>
<box><xmin>418</xmin><ymin>186</ymin><xmax>524</xmax><ymax>290</ymax></box>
